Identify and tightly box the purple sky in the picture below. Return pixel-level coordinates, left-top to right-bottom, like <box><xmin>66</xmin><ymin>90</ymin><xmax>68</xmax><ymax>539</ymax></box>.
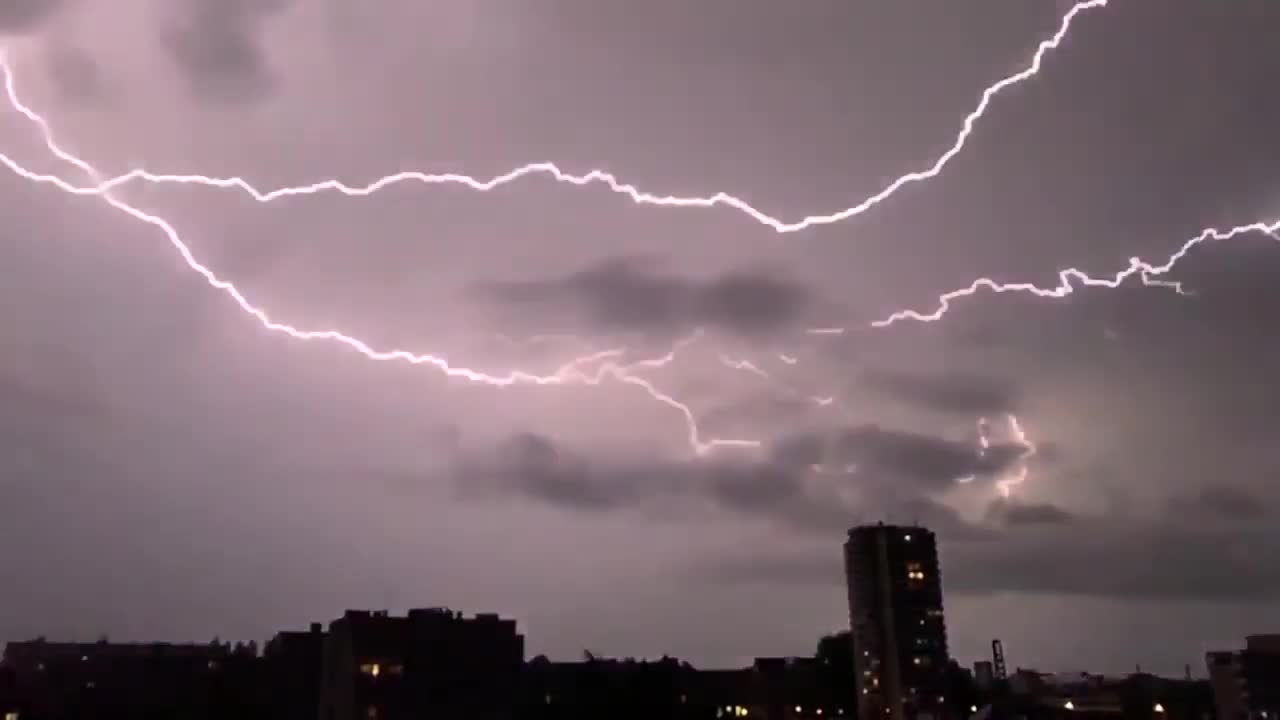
<box><xmin>2</xmin><ymin>0</ymin><xmax>1279</xmax><ymax>676</ymax></box>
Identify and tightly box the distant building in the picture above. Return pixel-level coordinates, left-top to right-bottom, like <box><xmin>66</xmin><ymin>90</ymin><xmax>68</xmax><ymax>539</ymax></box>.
<box><xmin>973</xmin><ymin>661</ymin><xmax>994</xmax><ymax>690</ymax></box>
<box><xmin>1</xmin><ymin>637</ymin><xmax>261</xmax><ymax>719</ymax></box>
<box><xmin>264</xmin><ymin>622</ymin><xmax>326</xmax><ymax>720</ymax></box>
<box><xmin>1207</xmin><ymin>634</ymin><xmax>1280</xmax><ymax>720</ymax></box>
<box><xmin>317</xmin><ymin>608</ymin><xmax>523</xmax><ymax>720</ymax></box>
<box><xmin>844</xmin><ymin>524</ymin><xmax>951</xmax><ymax>720</ymax></box>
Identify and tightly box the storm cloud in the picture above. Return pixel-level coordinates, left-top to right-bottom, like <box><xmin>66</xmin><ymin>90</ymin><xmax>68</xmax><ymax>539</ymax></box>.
<box><xmin>3</xmin><ymin>0</ymin><xmax>1280</xmax><ymax>676</ymax></box>
<box><xmin>484</xmin><ymin>257</ymin><xmax>815</xmax><ymax>337</ymax></box>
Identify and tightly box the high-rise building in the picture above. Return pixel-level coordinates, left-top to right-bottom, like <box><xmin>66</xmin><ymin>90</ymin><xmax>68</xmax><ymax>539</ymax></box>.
<box><xmin>844</xmin><ymin>524</ymin><xmax>950</xmax><ymax>720</ymax></box>
<box><xmin>1207</xmin><ymin>634</ymin><xmax>1280</xmax><ymax>720</ymax></box>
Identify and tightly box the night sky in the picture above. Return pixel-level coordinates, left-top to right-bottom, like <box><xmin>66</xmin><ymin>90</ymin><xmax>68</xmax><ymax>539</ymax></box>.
<box><xmin>3</xmin><ymin>0</ymin><xmax>1279</xmax><ymax>677</ymax></box>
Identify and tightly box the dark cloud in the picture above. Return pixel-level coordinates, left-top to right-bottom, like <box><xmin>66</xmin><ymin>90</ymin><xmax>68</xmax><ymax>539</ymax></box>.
<box><xmin>462</xmin><ymin>425</ymin><xmax>1024</xmax><ymax>536</ymax></box>
<box><xmin>860</xmin><ymin>368</ymin><xmax>1019</xmax><ymax>415</ymax></box>
<box><xmin>696</xmin><ymin>519</ymin><xmax>1280</xmax><ymax>603</ymax></box>
<box><xmin>826</xmin><ymin>425</ymin><xmax>1025</xmax><ymax>491</ymax></box>
<box><xmin>0</xmin><ymin>0</ymin><xmax>64</xmax><ymax>32</ymax></box>
<box><xmin>484</xmin><ymin>257</ymin><xmax>814</xmax><ymax>336</ymax></box>
<box><xmin>1170</xmin><ymin>484</ymin><xmax>1267</xmax><ymax>521</ymax></box>
<box><xmin>489</xmin><ymin>433</ymin><xmax>649</xmax><ymax>511</ymax></box>
<box><xmin>44</xmin><ymin>45</ymin><xmax>107</xmax><ymax>106</ymax></box>
<box><xmin>985</xmin><ymin>498</ymin><xmax>1074</xmax><ymax>526</ymax></box>
<box><xmin>160</xmin><ymin>0</ymin><xmax>289</xmax><ymax>104</ymax></box>
<box><xmin>947</xmin><ymin>523</ymin><xmax>1280</xmax><ymax>601</ymax></box>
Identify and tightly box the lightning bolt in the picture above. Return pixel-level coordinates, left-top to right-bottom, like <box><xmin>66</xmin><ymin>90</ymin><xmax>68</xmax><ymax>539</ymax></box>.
<box><xmin>0</xmin><ymin>54</ymin><xmax>758</xmax><ymax>457</ymax></box>
<box><xmin>992</xmin><ymin>414</ymin><xmax>1036</xmax><ymax>498</ymax></box>
<box><xmin>872</xmin><ymin>220</ymin><xmax>1280</xmax><ymax>326</ymax></box>
<box><xmin>718</xmin><ymin>355</ymin><xmax>771</xmax><ymax>379</ymax></box>
<box><xmin>2</xmin><ymin>1</ymin><xmax>1107</xmax><ymax>234</ymax></box>
<box><xmin>958</xmin><ymin>415</ymin><xmax>1033</xmax><ymax>495</ymax></box>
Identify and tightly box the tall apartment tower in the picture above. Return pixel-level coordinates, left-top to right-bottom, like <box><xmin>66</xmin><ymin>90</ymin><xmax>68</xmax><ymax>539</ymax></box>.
<box><xmin>844</xmin><ymin>524</ymin><xmax>951</xmax><ymax>720</ymax></box>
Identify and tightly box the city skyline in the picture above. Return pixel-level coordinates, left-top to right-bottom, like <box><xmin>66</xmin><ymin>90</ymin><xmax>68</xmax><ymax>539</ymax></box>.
<box><xmin>2</xmin><ymin>0</ymin><xmax>1279</xmax><ymax>676</ymax></box>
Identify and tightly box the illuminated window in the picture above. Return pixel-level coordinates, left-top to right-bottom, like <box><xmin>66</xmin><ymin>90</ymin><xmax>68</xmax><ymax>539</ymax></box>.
<box><xmin>359</xmin><ymin>663</ymin><xmax>381</xmax><ymax>678</ymax></box>
<box><xmin>5</xmin><ymin>712</ymin><xmax>18</xmax><ymax>720</ymax></box>
<box><xmin>545</xmin><ymin>693</ymin><xmax>552</xmax><ymax>705</ymax></box>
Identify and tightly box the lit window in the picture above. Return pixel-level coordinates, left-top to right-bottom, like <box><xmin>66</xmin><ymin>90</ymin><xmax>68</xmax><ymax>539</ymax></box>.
<box><xmin>545</xmin><ymin>693</ymin><xmax>552</xmax><ymax>705</ymax></box>
<box><xmin>680</xmin><ymin>694</ymin><xmax>687</xmax><ymax>704</ymax></box>
<box><xmin>5</xmin><ymin>712</ymin><xmax>19</xmax><ymax>720</ymax></box>
<box><xmin>80</xmin><ymin>656</ymin><xmax>88</xmax><ymax>662</ymax></box>
<box><xmin>359</xmin><ymin>663</ymin><xmax>381</xmax><ymax>678</ymax></box>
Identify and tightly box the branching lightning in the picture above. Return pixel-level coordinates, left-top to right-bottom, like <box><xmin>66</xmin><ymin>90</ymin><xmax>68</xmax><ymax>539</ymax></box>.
<box><xmin>0</xmin><ymin>55</ymin><xmax>760</xmax><ymax>457</ymax></box>
<box><xmin>873</xmin><ymin>220</ymin><xmax>1280</xmax><ymax>326</ymax></box>
<box><xmin>1</xmin><ymin>1</ymin><xmax>1107</xmax><ymax>234</ymax></box>
<box><xmin>966</xmin><ymin>414</ymin><xmax>1036</xmax><ymax>497</ymax></box>
<box><xmin>2</xmin><ymin>0</ymin><xmax>1272</xmax><ymax>478</ymax></box>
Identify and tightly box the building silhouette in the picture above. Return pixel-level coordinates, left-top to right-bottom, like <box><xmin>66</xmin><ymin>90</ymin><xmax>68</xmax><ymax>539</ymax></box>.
<box><xmin>263</xmin><ymin>623</ymin><xmax>325</xmax><ymax>720</ymax></box>
<box><xmin>1</xmin><ymin>638</ymin><xmax>262</xmax><ymax>719</ymax></box>
<box><xmin>1207</xmin><ymin>634</ymin><xmax>1280</xmax><ymax>720</ymax></box>
<box><xmin>317</xmin><ymin>608</ymin><xmax>523</xmax><ymax>720</ymax></box>
<box><xmin>845</xmin><ymin>524</ymin><xmax>951</xmax><ymax>720</ymax></box>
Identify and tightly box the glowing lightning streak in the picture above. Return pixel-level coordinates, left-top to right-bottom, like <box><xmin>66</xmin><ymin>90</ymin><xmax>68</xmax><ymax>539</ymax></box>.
<box><xmin>0</xmin><ymin>55</ymin><xmax>758</xmax><ymax>457</ymax></box>
<box><xmin>997</xmin><ymin>413</ymin><xmax>1037</xmax><ymax>498</ymax></box>
<box><xmin>3</xmin><ymin>1</ymin><xmax>1107</xmax><ymax>234</ymax></box>
<box><xmin>719</xmin><ymin>355</ymin><xmax>771</xmax><ymax>379</ymax></box>
<box><xmin>873</xmin><ymin>220</ymin><xmax>1280</xmax><ymax>326</ymax></box>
